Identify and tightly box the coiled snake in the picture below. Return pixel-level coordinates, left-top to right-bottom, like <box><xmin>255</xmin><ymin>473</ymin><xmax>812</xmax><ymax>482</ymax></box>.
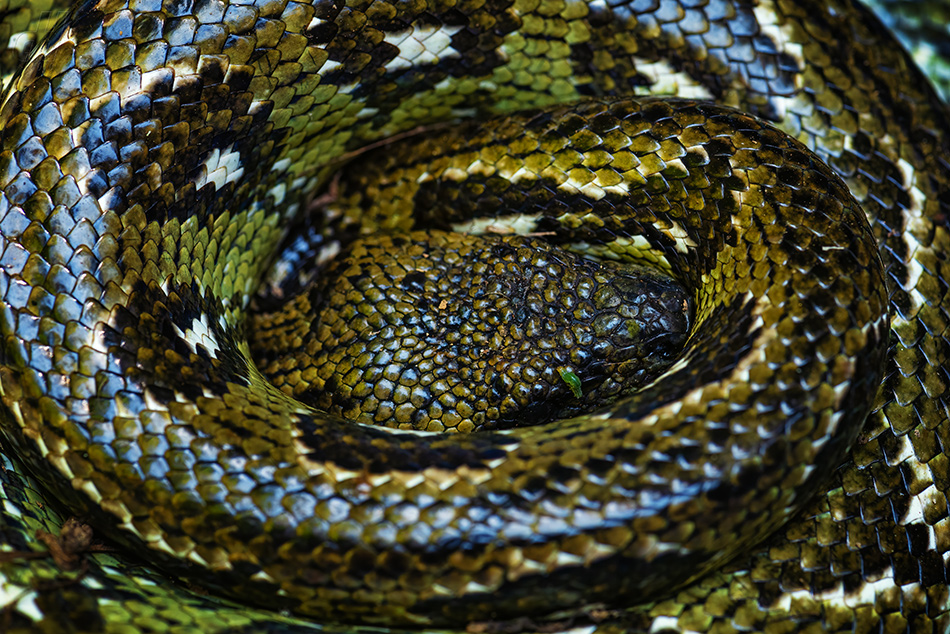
<box><xmin>0</xmin><ymin>0</ymin><xmax>947</xmax><ymax>632</ymax></box>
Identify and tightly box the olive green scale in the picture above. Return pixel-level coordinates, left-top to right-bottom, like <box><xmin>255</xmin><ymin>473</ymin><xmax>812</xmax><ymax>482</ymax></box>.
<box><xmin>0</xmin><ymin>0</ymin><xmax>946</xmax><ymax>633</ymax></box>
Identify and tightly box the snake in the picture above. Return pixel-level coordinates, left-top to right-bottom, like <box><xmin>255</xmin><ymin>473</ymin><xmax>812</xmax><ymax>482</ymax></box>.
<box><xmin>0</xmin><ymin>0</ymin><xmax>947</xmax><ymax>632</ymax></box>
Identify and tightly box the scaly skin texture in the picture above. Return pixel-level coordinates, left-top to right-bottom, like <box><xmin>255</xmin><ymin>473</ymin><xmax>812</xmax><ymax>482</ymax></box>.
<box><xmin>0</xmin><ymin>0</ymin><xmax>946</xmax><ymax>633</ymax></box>
<box><xmin>249</xmin><ymin>229</ymin><xmax>692</xmax><ymax>432</ymax></box>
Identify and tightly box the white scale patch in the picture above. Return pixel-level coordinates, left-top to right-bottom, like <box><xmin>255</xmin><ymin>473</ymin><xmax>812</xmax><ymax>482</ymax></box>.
<box><xmin>631</xmin><ymin>58</ymin><xmax>714</xmax><ymax>101</ymax></box>
<box><xmin>901</xmin><ymin>487</ymin><xmax>937</xmax><ymax>550</ymax></box>
<box><xmin>383</xmin><ymin>25</ymin><xmax>464</xmax><ymax>73</ymax></box>
<box><xmin>315</xmin><ymin>240</ymin><xmax>341</xmax><ymax>266</ymax></box>
<box><xmin>557</xmin><ymin>172</ymin><xmax>630</xmax><ymax>200</ymax></box>
<box><xmin>895</xmin><ymin>157</ymin><xmax>927</xmax><ymax>214</ymax></box>
<box><xmin>851</xmin><ymin>133</ymin><xmax>935</xmax><ymax>361</ymax></box>
<box><xmin>0</xmin><ymin>590</ymin><xmax>42</xmax><ymax>623</ymax></box>
<box><xmin>452</xmin><ymin>212</ymin><xmax>542</xmax><ymax>236</ymax></box>
<box><xmin>892</xmin><ymin>156</ymin><xmax>932</xmax><ymax>322</ymax></box>
<box><xmin>889</xmin><ymin>430</ymin><xmax>917</xmax><ymax>465</ymax></box>
<box><xmin>664</xmin><ymin>220</ymin><xmax>698</xmax><ymax>254</ymax></box>
<box><xmin>774</xmin><ymin>567</ymin><xmax>904</xmax><ymax>611</ymax></box>
<box><xmin>7</xmin><ymin>32</ymin><xmax>34</xmax><ymax>53</ymax></box>
<box><xmin>891</xmin><ymin>433</ymin><xmax>940</xmax><ymax>552</ymax></box>
<box><xmin>648</xmin><ymin>616</ymin><xmax>682</xmax><ymax>633</ymax></box>
<box><xmin>193</xmin><ymin>144</ymin><xmax>244</xmax><ymax>193</ymax></box>
<box><xmin>172</xmin><ymin>313</ymin><xmax>221</xmax><ymax>357</ymax></box>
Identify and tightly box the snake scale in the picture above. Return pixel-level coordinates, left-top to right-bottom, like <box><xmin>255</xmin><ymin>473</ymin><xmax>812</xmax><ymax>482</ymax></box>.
<box><xmin>0</xmin><ymin>0</ymin><xmax>947</xmax><ymax>632</ymax></box>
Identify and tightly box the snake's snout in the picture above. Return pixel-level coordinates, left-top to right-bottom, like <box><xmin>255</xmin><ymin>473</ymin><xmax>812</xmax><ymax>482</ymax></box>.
<box><xmin>604</xmin><ymin>265</ymin><xmax>691</xmax><ymax>351</ymax></box>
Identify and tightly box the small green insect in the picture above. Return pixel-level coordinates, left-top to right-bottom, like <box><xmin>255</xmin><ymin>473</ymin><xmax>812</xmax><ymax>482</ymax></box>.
<box><xmin>558</xmin><ymin>367</ymin><xmax>583</xmax><ymax>398</ymax></box>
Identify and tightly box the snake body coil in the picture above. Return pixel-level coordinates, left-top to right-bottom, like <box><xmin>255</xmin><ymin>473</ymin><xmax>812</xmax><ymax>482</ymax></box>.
<box><xmin>0</xmin><ymin>0</ymin><xmax>947</xmax><ymax>631</ymax></box>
